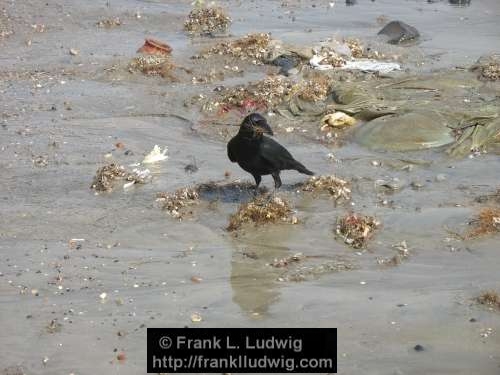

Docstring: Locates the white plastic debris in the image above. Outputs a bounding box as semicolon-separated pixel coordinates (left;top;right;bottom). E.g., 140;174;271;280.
142;145;168;164
309;55;334;70
123;168;151;189
341;59;401;74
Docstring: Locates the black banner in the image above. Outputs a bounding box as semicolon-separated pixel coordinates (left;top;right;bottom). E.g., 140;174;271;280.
147;328;337;373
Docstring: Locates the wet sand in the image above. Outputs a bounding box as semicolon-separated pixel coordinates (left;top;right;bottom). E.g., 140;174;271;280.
1;0;500;374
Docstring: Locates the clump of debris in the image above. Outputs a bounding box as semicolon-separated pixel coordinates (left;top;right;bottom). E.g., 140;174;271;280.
292;74;335;102
156;188;200;219
345;38;364;58
96;17;121;28
203;33;271;63
320;111;357;130
277;259;356;282
227;196;296;231
184;4;231;35
269;253;306;268
204;76;292;112
313;47;346;68
301;175;351;202
0;9;13;38
471;55;500;81
476;290;500;311
467;207;500;238
336;213;380;248
128;55;176;79
91;163;151;192
91;164;126;191
377;240;410;266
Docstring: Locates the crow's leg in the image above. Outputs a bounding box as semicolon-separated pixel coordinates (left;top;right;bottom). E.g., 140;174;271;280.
252;174;262;197
271;172;282;199
271;172;282;189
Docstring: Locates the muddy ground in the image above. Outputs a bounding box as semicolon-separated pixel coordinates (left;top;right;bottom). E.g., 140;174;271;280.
0;0;499;374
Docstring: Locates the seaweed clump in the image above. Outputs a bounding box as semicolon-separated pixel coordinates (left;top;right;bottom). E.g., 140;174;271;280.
204;76;292;112
156;188;200;219
467;207;500;238
184;5;231;35
204;33;271;63
302;175;351;202
227;196;296;231
91;163;150;192
336;213;380;248
476;291;500;311
91;164;126;192
128;55;176;79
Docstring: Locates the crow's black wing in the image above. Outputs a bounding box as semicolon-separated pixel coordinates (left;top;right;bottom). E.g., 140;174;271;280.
259;136;296;170
260;136;314;175
227;137;238;162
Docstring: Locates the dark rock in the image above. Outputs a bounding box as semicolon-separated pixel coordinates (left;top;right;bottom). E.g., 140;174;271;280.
413;344;425;352
449;0;471;6
271;54;300;76
378;21;420;44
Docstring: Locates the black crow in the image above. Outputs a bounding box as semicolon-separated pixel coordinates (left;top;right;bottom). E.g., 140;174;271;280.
227;113;314;191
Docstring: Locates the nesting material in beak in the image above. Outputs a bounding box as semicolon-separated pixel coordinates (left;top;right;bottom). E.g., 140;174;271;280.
254;121;274;136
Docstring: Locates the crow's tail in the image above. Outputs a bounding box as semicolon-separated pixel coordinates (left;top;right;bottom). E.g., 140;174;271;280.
292;160;314;176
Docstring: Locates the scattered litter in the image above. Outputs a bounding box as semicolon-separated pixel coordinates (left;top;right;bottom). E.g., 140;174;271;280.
292;74;334;102
99;292;107;300
137;38;172;55
321;112;356;130
309;48;345;70
117;352;126;362
341;59;401;74
190;276;203;283
91;163;151;192
46;319;62;334
184;5;231;35
269;253;305;268
301;175;351;201
476;291;500;311
227;196;295;231
336;213;380;248
96;17;121;28
128;55;176;79
204;76;292;112
124;168;151;189
467;207;500;238
377;240;410;266
91;164;126;191
345;39;364;58
277;259;356;282
191;313;202;322
471;54;500;81
69;48;79;56
156;187;200;219
33;155;48;167
204;33;271;63
142;145;168;164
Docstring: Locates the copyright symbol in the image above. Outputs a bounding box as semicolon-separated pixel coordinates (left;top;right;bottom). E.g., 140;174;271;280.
159;336;172;349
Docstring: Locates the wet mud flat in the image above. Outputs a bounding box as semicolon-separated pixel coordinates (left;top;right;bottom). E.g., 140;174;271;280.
1;0;500;374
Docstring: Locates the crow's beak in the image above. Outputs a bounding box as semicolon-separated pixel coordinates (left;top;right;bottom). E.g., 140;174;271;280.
254;120;274;136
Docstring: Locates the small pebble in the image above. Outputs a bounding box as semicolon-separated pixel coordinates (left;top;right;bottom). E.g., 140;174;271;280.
414;344;424;352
